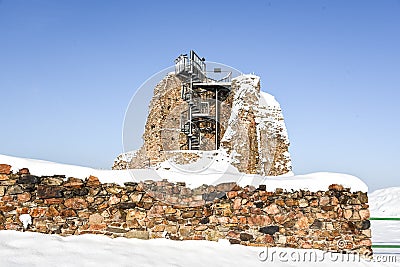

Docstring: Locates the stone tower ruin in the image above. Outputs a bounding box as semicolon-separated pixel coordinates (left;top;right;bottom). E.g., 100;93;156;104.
113;51;292;176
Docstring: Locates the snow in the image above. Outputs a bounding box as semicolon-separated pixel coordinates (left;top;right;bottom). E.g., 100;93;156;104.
260;91;280;108
369;187;400;217
18;214;31;229
0;230;396;267
0;154;368;192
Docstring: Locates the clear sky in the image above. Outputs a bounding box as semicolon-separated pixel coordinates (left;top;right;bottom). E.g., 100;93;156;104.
0;0;399;191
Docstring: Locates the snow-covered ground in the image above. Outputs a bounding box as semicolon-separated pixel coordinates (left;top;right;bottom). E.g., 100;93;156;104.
0;230;397;267
0;154;368;192
0;154;399;266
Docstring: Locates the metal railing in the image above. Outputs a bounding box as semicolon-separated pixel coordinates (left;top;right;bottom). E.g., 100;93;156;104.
205;71;232;83
174;51;206;82
370;217;400;249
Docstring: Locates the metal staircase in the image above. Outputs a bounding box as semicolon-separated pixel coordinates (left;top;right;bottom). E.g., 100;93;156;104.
175;50;232;150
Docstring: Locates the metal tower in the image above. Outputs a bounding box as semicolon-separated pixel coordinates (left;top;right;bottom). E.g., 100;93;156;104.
174;50;232;150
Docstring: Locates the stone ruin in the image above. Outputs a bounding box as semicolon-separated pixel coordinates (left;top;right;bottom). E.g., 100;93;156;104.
113;54;292;177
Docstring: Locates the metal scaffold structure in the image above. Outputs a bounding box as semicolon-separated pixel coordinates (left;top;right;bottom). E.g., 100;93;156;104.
174;50;232;150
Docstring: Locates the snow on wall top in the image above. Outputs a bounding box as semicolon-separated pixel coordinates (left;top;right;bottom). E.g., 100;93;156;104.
0;154;368;192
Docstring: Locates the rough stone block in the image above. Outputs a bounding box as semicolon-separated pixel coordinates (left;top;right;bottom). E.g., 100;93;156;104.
259;226;279;235
0;164;12;175
125;230;149;240
37;186;64;199
6;185;23;195
64;198;88;210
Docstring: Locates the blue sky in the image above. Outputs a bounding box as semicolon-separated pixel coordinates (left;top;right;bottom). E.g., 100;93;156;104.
0;0;399;191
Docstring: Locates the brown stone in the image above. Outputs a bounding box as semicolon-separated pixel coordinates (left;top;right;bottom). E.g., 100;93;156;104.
275;199;285;206
60;209;77;217
258;234;275;244
165;225;178;234
247;215;272;226
42;177;64;186
129;193;143;203
182;211;195;219
88;223;107;231
98;202;108;211
217;217;229;224
0;174;9;181
86;175;101;187
89;213;104;224
321;205;333;211
329;184;344;191
238;216;246;224
152;224;166;232
0;205;14;212
30;207;47;217
310;198;319;207
298;199;309;208
301;241;313;249
44;198;64;205
46;206;60;217
64;198;88;210
108;195;121;205
263;204;280;215
2;195;13;201
285;198;298;206
17;192;31;202
5;224;20;230
105;186;122;194
148;205;164;217
194;225;207;231
350;211;361;221
0;164;12;175
215;203;230;209
64;177;84;188
0;186;5;197
16;207;29;214
165;207;176;214
37;186;64;199
295;216;309;229
273;214;287;224
126;218;141;228
227;191;238;199
361;229;371;238
126;209;146;221
359;209;370;220
86;196;95;203
343;209;352;220
179;226;192;237
319;196;330;206
331;196;339;206
233;198;242;210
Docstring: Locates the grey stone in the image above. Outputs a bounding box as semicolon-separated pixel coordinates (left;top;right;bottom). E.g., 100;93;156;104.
125;230;149;240
239;233;253;241
259;226;279;235
7;185;23;195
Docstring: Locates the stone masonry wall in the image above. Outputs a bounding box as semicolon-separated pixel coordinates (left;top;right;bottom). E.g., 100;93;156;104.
0;164;371;256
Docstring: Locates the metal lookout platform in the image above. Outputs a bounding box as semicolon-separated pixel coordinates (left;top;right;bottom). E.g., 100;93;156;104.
174;50;232;150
